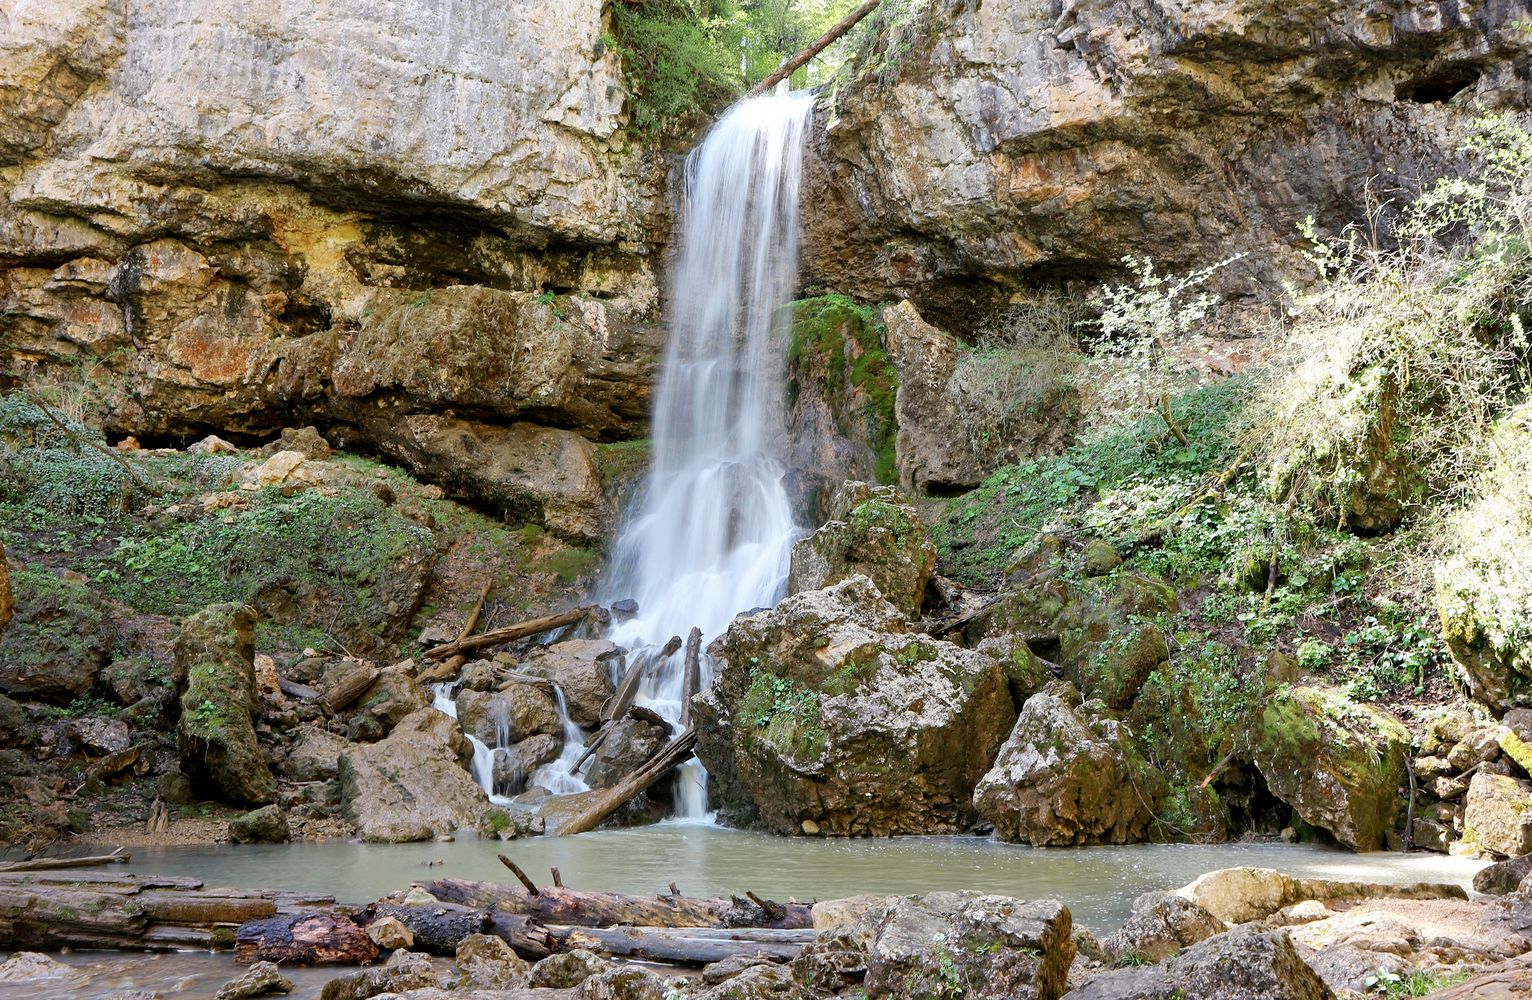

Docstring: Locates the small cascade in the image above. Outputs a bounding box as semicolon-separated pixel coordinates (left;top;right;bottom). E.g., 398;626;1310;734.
431;681;506;805
600;92;816;819
530;686;591;797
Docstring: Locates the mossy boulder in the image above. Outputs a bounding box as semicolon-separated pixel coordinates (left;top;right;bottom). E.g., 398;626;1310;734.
695;576;1016;836
229;804;291;844
1251;684;1408;851
1463;771;1532;859
174;603;276;805
787;481;937;618
1436;413;1532;714
0;568;113;703
973;681;1164;846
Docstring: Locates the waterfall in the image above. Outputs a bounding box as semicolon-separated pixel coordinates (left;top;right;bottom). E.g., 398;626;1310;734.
601;92;815;818
431;682;507;804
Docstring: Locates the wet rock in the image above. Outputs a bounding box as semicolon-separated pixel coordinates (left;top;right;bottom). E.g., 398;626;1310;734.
786;481;937;617
67;716;131;755
585;714;668;790
229;804;291;844
519;640;617;728
174;603;276;804
454;933;528;989
528;948;613;988
863;892;1074;1000
1100;891;1224;964
366;915;414;950
455;685;559;746
0;952;86;985
1062;925;1332;1000
1464;771;1532;858
1173;867;1465;924
573;966;669;1000
1474;852;1532;895
214;960;293;999
1250;684;1409;851
338;707;486;842
696;576;1016;835
492;734;562;795
320;949;437;1000
974;682;1163;846
0;568;113;702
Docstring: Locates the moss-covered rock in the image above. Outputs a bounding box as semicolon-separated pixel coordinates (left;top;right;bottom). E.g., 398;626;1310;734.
1251;684;1408;851
1463;771;1532;859
0;568;113;703
973;681;1165;846
229;804;291;844
786;481;937;618
174;603;276;805
694;576;1015;836
0;540;11;634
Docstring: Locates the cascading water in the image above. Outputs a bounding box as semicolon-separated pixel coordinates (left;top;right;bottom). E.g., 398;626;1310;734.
431;681;505;803
599;91;816;818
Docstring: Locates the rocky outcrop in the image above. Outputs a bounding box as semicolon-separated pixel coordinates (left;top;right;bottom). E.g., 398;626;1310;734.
786;481;937;617
173;603;276;805
1061;925;1334;1000
1099;891;1224;965
1;0;664;541
695;576;1016;835
1173;867;1465;925
973;682;1163;846
0;568;113;702
337;707;486;842
804;0;1532;322
1251;685;1409;851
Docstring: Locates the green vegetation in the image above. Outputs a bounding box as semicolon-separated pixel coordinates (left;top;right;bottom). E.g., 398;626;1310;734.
1363;967;1470;997
788;294;899;482
739;668;828;759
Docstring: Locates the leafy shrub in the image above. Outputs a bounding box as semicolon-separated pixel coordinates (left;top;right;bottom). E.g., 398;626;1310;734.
610;0;743;140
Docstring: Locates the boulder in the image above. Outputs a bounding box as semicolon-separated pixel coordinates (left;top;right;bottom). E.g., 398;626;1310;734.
0;568;113;702
1464;771;1532;858
338;707;486;842
1474;853;1532;895
455;684;560;746
320;949;437;1000
572;966;669;1000
528;949;613;988
585;714;668;790
0;693;30;749
1100;891;1224;964
1250;685;1409;851
280;725;351;782
1174;867;1465;924
1448;727;1505;771
862;892;1075;1000
695;576;1016;835
519;640;617;728
67;716;131;756
492;734;563;795
349;661;429;737
174;603;276;804
366;915;414;950
695;963;796;999
1061;925;1333;1000
229;804;291;844
258;427;333;460
786;481;938;617
973;682;1163;846
0;952;85;985
214;961;293;1000
454;933;529;989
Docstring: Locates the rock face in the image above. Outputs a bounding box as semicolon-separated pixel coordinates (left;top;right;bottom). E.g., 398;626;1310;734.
174;603;276;804
0;569;113;702
803;0;1532;322
1;0;663;541
973;682;1163;846
1464;771;1532;858
519;640;617;728
1061;925;1334;1000
786;481;937;617
337;707;486;842
695;576;1016;835
862;893;1075;1000
1251;685;1409;851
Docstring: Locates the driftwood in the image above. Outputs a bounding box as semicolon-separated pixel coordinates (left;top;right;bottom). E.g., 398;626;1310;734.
418;580;494;685
424;606;596;660
321;663;381;713
420;875;812;930
550;924;811;965
551;728;698;836
364;901;556;959
680;626;702;725
745;0;883;97
278;675;321;700
234;909;378;965
0;871;336;954
0;848;129;873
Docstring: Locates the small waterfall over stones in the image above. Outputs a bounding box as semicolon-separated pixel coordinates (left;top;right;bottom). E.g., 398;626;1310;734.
601;92;816;819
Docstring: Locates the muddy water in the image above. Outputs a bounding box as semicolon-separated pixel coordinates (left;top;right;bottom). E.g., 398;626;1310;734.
4;827;1483;999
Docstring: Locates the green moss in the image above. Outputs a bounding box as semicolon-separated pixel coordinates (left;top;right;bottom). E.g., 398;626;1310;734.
537;547;598;583
740;670;827;760
592;439;651;502
789;295;899;484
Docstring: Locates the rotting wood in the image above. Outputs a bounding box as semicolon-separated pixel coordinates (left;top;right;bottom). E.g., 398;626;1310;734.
548;923;810;964
418;579;494;685
321;663;381;713
551;867;564;889
550;728;698;836
680;626;702;726
234;909;378;965
278;675;321;700
423;606;596;660
421;874;812;930
364;901;555;959
498;854;541;895
0;848;129;873
745;0;882;97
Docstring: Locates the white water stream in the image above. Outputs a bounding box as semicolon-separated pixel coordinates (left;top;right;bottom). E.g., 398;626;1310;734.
600;92;816;817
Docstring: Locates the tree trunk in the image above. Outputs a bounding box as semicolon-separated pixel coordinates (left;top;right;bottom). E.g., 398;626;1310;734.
419;877;812;930
423;606;595;660
321;664;380;713
548;728;697;836
418;580;494;684
234;909;379;965
745;0;883;97
680;626;702;726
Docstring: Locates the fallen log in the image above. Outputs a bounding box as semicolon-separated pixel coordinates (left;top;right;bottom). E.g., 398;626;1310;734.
278;675;321;700
321;663;381;713
680;626;702;726
745;0;882;97
418;580;494;685
419;876;812;930
234;909;378;965
365;902;555;960
0;848;129;872
550;728;698;836
550;924;810;965
424;606;596;660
